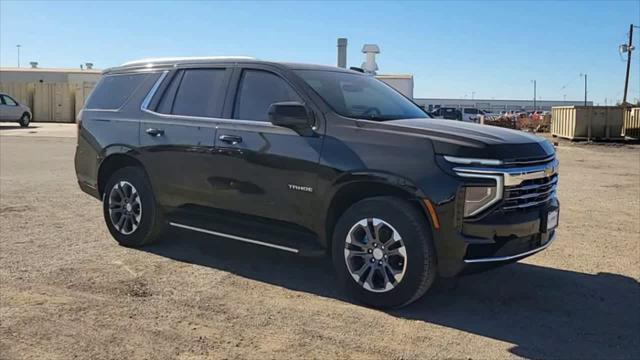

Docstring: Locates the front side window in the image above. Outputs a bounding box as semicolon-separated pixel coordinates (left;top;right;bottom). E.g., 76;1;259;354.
295;70;428;121
171;69;226;118
86;73;150;110
3;95;17;106
233;70;301;121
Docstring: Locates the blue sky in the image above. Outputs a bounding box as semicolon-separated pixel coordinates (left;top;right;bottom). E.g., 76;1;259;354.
1;0;639;104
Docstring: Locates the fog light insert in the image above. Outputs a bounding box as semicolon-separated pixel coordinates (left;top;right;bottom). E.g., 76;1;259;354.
464;186;498;217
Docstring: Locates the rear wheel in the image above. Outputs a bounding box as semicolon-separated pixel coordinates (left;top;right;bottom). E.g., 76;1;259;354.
102;166;165;247
19;113;30;127
332;196;437;308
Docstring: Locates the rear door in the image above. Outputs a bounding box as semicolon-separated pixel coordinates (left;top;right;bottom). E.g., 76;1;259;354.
139;66;232;209
212;66;324;227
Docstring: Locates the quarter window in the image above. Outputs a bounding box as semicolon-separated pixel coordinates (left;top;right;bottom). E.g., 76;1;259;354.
233;70;301;121
171;69;226;118
86;73;149;110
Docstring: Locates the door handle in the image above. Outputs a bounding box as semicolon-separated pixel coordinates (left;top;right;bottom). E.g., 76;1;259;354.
219;134;243;145
146;128;165;137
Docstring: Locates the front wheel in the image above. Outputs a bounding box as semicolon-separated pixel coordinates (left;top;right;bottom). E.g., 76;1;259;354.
332;197;437;308
19;113;30;127
102;166;165;247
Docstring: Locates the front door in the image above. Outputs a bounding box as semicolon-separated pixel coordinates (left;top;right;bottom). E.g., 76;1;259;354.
138;67;231;209
213;67;324;229
0;95;22;120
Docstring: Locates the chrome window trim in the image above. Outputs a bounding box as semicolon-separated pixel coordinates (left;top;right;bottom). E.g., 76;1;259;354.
140;70;280;128
464;232;555;263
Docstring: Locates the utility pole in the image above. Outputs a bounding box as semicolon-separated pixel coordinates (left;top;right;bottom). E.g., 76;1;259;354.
531;80;537;111
16;44;21;68
580;73;588;106
622;24;635;104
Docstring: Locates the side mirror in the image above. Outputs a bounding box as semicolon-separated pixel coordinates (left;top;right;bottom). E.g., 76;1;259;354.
268;101;315;136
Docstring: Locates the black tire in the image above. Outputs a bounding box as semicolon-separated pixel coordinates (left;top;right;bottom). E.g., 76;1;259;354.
19;113;30;127
332;196;437;308
102;166;165;247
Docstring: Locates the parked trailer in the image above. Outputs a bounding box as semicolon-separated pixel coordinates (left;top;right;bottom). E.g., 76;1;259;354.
551;106;625;140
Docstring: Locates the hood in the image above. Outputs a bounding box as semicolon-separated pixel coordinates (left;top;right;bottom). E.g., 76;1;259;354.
382;118;555;161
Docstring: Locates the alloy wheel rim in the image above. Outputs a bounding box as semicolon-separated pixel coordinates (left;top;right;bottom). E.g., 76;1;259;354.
344;218;407;293
108;181;142;235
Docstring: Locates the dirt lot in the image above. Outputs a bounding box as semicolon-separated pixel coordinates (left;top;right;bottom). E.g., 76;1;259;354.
1;123;639;359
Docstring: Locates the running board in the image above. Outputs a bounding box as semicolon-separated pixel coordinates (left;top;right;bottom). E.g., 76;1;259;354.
169;222;299;254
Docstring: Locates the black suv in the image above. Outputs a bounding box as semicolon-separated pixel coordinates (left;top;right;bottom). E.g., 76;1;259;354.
75;57;559;308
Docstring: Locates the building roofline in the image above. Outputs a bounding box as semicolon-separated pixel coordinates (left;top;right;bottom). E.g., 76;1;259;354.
413;97;592;103
0;67;101;74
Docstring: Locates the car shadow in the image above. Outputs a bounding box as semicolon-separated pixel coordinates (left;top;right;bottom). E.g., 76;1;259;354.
141;229;640;359
0;125;40;130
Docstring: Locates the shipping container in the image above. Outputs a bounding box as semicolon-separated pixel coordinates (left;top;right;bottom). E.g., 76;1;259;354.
622;107;640;139
551;106;625;140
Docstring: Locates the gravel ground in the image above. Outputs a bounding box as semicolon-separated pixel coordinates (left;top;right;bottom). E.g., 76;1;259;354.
1;124;639;359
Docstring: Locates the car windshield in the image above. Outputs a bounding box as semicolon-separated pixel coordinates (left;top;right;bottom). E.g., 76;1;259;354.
294;70;429;121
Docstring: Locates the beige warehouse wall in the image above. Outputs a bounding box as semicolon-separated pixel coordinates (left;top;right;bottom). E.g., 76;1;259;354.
0;81;97;123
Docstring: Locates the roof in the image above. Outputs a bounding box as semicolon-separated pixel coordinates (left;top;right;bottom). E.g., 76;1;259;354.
107;56;355;74
0;67;101;74
120;56;256;67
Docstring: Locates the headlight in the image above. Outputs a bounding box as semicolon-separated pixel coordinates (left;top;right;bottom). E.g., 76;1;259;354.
464;186;499;217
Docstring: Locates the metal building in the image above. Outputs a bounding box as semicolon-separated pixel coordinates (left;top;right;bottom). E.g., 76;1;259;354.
414;97;592;113
0;65;101;122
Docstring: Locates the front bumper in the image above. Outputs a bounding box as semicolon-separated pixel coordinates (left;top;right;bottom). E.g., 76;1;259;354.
431;155;560;277
435;197;559;276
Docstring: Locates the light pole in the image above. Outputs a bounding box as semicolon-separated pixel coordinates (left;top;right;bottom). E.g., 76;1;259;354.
580;73;588;106
471;91;475;100
563;94;567;105
531;80;537;111
16;44;21;68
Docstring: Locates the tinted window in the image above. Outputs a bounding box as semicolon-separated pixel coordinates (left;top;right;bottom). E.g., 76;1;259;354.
234;70;301;121
295;70;428;121
172;69;226;118
156;71;183;114
86;73;149;109
464;108;477;114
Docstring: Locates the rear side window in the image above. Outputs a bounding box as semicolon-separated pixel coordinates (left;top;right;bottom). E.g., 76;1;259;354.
171;69;226;118
233;70;301;122
86;73;148;110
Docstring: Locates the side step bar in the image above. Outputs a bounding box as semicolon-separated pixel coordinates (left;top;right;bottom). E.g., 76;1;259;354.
169;222;300;253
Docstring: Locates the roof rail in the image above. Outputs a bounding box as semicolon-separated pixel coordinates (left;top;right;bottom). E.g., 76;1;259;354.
120;56;257;67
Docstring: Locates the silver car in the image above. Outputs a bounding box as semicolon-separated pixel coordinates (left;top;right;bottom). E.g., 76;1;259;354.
0;92;32;127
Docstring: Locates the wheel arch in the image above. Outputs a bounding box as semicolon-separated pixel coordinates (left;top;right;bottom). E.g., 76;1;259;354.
323;172;435;252
97;151;147;197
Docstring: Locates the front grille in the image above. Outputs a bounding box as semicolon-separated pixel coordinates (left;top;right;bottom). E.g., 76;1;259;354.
502;174;557;211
